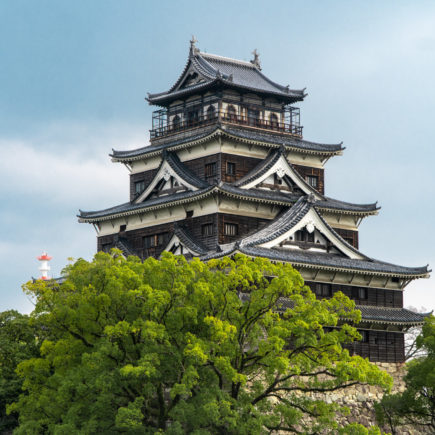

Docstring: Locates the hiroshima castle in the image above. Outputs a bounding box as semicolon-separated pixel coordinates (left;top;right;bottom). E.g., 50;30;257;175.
79;39;429;364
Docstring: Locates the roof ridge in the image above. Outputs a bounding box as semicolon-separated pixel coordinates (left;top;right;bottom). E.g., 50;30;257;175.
200;52;255;68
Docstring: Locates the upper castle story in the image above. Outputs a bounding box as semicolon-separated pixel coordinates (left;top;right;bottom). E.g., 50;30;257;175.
147;38;306;142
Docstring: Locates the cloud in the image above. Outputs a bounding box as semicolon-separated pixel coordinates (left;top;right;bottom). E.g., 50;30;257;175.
0;121;147;208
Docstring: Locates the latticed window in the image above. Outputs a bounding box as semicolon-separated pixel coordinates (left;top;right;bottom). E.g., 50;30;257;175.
360;330;369;343
358;288;368;300
135;181;145;195
270;113;279;129
202;223;214;236
205;162;217;178
306;175;318;188
226;105;237;122
206;105;216;120
172;115;181;130
226;162;236;176
314;283;332;297
224;223;238;236
144;233;167;249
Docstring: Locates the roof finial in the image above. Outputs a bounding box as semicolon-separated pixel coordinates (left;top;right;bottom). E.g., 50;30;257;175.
190;35;199;55
250;49;261;70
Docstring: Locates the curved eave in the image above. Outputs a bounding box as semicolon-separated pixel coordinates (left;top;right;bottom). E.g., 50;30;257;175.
228;249;430;279
147;80;220;106
111;128;345;163
147;79;305;108
219;186;379;217
357;319;425;327
78;187;217;223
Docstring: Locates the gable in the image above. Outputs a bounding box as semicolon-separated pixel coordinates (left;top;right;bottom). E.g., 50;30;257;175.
240;153;323;199
135;159;201;204
257;207;365;260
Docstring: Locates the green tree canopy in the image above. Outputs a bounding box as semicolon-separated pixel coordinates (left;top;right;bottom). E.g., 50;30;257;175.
375;314;435;434
0;310;40;432
9;251;391;434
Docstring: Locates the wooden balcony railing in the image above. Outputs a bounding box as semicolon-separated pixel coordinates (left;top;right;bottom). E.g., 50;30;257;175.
150;111;303;140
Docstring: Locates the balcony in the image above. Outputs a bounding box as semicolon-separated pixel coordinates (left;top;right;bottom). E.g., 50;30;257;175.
150;105;303;140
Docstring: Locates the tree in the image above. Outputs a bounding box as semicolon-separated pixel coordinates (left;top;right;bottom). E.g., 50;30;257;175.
9;251;391;434
0;310;40;432
375;315;435;434
404;306;429;361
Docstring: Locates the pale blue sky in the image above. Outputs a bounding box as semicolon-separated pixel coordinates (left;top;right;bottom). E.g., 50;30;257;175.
1;0;434;313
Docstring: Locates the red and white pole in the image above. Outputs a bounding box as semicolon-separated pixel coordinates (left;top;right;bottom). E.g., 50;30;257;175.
37;252;52;280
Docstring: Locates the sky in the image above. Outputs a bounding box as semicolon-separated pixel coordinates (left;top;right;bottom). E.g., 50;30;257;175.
0;0;434;313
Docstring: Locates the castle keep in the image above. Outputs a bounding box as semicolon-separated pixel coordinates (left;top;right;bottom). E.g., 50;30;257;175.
79;40;429;363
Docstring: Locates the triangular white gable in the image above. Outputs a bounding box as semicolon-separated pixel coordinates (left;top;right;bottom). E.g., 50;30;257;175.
176;64;207;91
135;159;199;204
258;207;364;260
240;154;322;199
162;234;202;257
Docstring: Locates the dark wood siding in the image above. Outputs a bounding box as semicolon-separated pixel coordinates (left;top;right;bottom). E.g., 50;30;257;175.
221;154;262;183
305;282;403;308
130;169;159;201
293;164;324;195
218;213;270;244
333;228;359;249
346;330;405;363
183;154;221;184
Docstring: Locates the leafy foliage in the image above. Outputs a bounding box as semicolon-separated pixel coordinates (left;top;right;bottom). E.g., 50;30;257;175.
9;251;391;434
0;310;40;432
376;315;435;434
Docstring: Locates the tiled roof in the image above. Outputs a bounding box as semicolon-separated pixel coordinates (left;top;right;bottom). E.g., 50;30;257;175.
239;293;429;325
233;146;286;187
356;306;430;325
173;224;208;256
78;186;215;221
147;48;305;105
78;184;378;223
235;246;429;277
220;184;379;215
111;125;344;162
165;151;209;189
222;125;344;154
240;196;311;247
115;238;137;257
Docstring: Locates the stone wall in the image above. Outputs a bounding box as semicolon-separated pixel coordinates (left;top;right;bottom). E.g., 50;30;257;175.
329;363;428;434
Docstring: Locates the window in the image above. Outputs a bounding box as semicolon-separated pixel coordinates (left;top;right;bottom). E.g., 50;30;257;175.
205;162;217;178
360;330;369;343
358;288;368;300
206;105;216;120
135;181;145;195
226;162;236;176
202;223;214;236
248;108;260;126
295;228;314;243
314;283;332;298
186;210;194;219
119;224;126;233
187;109;199;126
144;233;167;249
270;113;279;129
224;223;238;236
306;175;318;188
226;105;237;122
172;114;181;130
